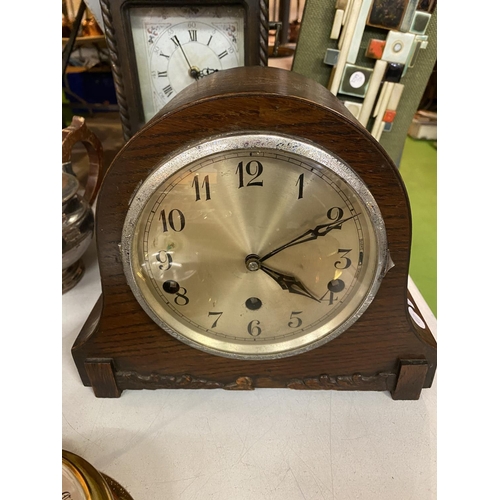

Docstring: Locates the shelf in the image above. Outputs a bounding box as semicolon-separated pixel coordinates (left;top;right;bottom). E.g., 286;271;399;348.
65;65;111;74
62;35;107;48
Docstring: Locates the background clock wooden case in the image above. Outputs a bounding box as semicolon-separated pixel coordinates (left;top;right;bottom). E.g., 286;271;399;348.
72;66;436;400
100;0;269;140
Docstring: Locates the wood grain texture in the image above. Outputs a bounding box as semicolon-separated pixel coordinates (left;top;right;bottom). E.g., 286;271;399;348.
72;66;436;398
392;359;429;400
85;360;122;398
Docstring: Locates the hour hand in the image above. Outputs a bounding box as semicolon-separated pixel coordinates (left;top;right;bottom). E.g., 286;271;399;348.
260;264;320;302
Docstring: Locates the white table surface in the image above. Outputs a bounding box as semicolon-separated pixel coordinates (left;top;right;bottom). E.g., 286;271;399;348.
62;239;437;500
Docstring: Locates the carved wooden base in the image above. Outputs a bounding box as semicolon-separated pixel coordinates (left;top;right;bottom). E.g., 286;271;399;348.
77;327;432;401
72;288;436;400
78;361;429;400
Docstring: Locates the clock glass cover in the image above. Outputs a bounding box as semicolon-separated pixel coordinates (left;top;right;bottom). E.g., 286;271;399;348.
122;133;388;359
130;6;245;122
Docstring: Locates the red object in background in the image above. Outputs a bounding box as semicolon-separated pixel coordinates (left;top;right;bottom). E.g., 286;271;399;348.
383;110;397;123
366;39;386;59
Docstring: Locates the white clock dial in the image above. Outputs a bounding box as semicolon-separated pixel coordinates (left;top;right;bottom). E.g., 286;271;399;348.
130;7;245;123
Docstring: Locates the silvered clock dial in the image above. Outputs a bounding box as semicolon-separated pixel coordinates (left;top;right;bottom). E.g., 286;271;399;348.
121;133;389;359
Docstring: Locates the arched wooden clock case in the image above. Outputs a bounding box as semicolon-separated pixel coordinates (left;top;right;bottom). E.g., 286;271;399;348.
72;66;436;399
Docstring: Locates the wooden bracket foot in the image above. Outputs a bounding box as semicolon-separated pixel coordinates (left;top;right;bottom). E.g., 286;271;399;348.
391;359;429;400
84;359;122;398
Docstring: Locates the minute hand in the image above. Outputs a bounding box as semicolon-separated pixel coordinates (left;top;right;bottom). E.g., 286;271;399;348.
260;213;359;263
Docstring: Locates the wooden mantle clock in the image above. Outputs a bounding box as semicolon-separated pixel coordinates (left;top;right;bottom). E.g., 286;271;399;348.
72;66;437;400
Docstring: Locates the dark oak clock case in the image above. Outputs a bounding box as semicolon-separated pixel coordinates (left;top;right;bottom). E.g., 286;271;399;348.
72;67;437;399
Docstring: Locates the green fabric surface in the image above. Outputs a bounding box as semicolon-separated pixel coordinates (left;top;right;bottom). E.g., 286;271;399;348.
399;137;437;316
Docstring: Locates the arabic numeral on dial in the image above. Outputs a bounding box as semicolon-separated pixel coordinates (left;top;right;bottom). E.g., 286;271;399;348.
288;311;303;328
321;279;345;305
334;249;352;270
156;250;173;270
296;173;305;199
327;206;344;223
159;208;186;232
174;287;189;306
208;311;223;328
236;160;264;188
247;320;262;337
192;175;211;201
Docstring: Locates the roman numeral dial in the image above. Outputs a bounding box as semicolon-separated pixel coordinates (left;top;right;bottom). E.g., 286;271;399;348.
138;17;244;122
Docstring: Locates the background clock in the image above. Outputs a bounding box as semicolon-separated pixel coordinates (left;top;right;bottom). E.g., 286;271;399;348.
100;0;269;140
72;66;436;400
